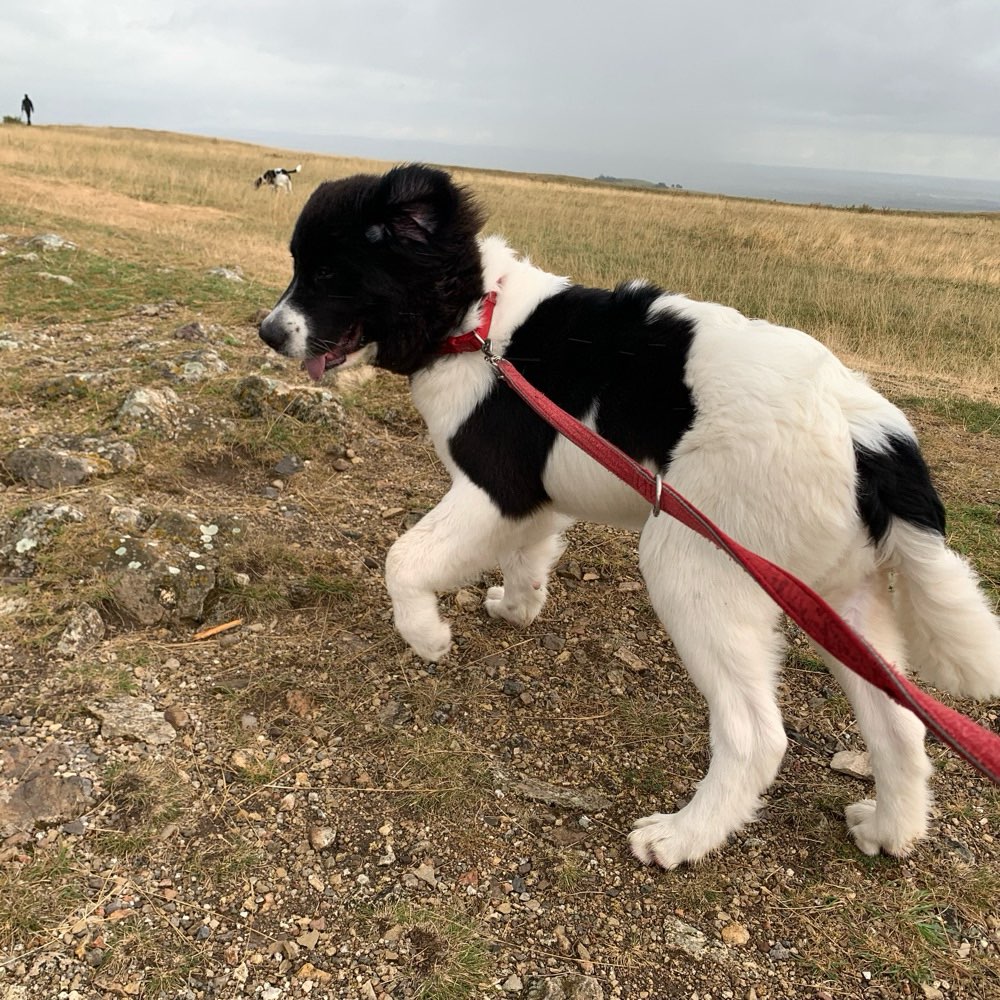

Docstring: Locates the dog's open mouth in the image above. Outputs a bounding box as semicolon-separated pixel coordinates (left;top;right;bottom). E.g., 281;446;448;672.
302;326;363;381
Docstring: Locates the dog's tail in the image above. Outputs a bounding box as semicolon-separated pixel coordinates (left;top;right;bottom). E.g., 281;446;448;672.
286;164;302;174
883;520;1000;699
857;431;1000;698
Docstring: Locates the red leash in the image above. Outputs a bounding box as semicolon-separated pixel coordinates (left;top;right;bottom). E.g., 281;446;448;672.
438;298;1000;784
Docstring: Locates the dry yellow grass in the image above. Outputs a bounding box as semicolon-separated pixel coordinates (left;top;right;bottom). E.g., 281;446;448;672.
2;124;999;394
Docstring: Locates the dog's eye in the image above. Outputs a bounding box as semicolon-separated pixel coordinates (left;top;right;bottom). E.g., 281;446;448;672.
314;268;334;283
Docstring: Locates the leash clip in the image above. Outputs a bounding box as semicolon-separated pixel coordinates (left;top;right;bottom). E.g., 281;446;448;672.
652;474;663;517
478;336;505;377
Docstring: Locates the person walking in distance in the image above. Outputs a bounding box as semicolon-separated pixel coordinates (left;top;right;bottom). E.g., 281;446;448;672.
21;94;34;125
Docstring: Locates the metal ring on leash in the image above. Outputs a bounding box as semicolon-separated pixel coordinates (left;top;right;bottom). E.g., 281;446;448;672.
652;474;663;517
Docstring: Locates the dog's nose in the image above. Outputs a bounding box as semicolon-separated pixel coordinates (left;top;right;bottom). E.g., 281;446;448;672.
258;311;287;351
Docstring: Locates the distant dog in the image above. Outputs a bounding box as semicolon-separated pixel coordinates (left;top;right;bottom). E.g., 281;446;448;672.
254;164;302;193
259;164;1000;869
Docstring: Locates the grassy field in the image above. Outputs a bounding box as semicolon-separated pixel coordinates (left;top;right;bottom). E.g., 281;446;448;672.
2;124;999;393
1;124;999;998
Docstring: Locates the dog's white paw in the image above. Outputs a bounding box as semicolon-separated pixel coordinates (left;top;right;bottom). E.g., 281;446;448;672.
628;812;717;870
845;798;923;857
484;585;545;626
397;617;452;663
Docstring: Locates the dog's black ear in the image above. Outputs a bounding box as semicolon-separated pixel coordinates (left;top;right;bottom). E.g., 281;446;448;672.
373;164;459;244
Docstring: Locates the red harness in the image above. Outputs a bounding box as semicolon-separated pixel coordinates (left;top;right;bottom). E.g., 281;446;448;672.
439;293;1000;785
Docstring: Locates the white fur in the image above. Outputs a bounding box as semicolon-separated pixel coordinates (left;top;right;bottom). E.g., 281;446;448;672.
380;237;1000;867
264;291;310;359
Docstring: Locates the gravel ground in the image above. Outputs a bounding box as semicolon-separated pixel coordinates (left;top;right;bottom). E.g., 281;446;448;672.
1;288;999;1000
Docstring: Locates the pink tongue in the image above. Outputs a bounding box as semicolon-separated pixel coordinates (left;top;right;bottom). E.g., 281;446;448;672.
304;355;329;381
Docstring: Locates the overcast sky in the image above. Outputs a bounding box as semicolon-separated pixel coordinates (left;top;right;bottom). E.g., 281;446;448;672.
4;0;1000;184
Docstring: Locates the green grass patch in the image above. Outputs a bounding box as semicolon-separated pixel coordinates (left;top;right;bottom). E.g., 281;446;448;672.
372;904;493;1000
898;394;1000;436
0;245;268;325
947;502;1000;595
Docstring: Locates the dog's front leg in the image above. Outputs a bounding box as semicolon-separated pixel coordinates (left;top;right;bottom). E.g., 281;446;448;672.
385;478;511;661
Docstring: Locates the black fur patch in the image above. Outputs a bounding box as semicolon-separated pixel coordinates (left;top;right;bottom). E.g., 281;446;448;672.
449;284;697;519
854;434;946;544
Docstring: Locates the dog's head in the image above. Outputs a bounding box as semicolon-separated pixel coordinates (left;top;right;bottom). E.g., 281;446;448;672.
258;164;486;378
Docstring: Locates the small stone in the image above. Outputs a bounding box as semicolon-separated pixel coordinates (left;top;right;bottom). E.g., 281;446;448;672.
721;922;750;947
273;454;305;477
613;647;648;673
769;942;793;961
90;696;176;745
454;588;479;609
831;750;873;780
297;929;320;950
413;861;437;887
163;705;190;730
173;321;207;341
308;826;336;851
503;974;523;992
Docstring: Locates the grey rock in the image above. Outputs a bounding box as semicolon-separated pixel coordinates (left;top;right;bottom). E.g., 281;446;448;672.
25;233;77;251
90;696;177;745
114;386;183;437
0;502;85;577
0;740;95;838
661;915;716;960
115;388;228;440
36;372;110;400
109;505;148;532
173;321;208;341
157;349;229;383
3;447;100;488
497;769;612;813
207;266;244;282
36;272;74;286
831;749;873;780
54;604;106;658
273;454;305;477
525;975;605;1000
42;434;138;472
234;375;344;429
105;509;244;625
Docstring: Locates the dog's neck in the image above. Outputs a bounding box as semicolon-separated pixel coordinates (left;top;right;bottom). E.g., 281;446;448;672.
450;235;569;359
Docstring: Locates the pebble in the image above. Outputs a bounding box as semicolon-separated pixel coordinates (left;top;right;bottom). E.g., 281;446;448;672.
308;826;336;851
721;922;750;947
831;749;873;779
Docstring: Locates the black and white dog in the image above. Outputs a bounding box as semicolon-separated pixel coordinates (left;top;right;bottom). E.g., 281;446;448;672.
254;164;302;193
259;164;1000;868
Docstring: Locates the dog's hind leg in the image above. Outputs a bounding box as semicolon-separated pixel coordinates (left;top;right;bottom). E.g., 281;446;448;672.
629;521;789;868
385;477;551;662
816;573;932;857
484;510;572;626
